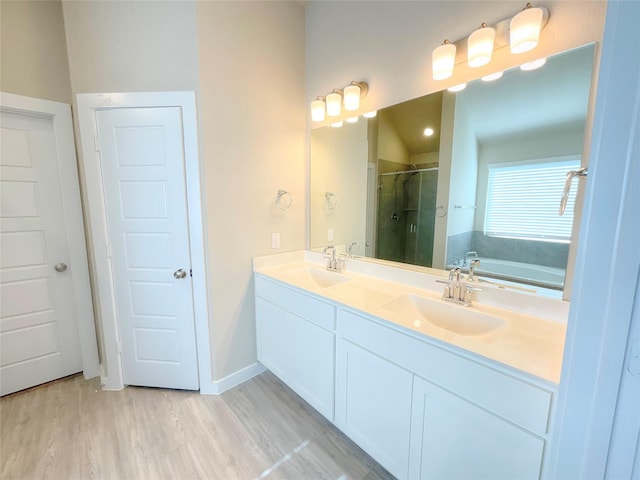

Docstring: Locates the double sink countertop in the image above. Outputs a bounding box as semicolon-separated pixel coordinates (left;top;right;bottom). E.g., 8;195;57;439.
254;250;569;384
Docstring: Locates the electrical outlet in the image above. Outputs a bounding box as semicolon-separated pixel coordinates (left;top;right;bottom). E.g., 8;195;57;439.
271;232;281;249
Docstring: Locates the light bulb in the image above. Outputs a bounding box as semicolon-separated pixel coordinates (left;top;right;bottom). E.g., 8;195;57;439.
510;4;544;54
423;127;435;137
468;24;495;68
432;41;456;80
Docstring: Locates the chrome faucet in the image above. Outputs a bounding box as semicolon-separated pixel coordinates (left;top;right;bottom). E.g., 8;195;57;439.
347;242;359;258
436;267;481;306
468;259;481;282
322;246;343;272
464;251;478;265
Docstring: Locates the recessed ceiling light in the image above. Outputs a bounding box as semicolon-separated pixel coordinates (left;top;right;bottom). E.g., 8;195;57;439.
423;127;435;137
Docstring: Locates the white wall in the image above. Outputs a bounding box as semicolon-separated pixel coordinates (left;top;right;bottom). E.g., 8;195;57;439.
0;0;72;103
310;121;368;249
446;93;478;237
62;1;199;93
196;1;306;380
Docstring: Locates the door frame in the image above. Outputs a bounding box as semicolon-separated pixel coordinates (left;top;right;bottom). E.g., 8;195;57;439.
76;92;212;391
0;91;100;379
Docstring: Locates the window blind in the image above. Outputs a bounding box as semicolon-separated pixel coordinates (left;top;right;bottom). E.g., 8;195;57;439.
484;159;581;242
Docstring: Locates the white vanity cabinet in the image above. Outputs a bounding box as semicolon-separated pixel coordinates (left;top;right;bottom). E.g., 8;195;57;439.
336;308;555;480
255;275;336;420
335;338;414;479
254;268;558;480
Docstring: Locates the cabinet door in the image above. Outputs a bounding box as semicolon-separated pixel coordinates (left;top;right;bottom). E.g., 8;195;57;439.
256;298;293;381
409;376;545;479
293;319;335;419
336;339;413;479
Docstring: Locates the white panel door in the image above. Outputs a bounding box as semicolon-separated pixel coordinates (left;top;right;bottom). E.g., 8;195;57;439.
0;110;82;396
96;107;198;390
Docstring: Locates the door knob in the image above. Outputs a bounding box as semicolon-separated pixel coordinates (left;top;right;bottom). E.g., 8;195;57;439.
173;268;187;279
54;263;68;273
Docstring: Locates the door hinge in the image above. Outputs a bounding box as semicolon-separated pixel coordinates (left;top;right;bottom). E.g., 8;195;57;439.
190;268;193;278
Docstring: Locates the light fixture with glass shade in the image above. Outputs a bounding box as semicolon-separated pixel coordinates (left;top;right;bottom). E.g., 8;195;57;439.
468;23;495;68
363;111;377;118
326;90;342;117
432;40;457;80
310;96;326;122
510;3;545;54
343;81;369;111
330;121;343;128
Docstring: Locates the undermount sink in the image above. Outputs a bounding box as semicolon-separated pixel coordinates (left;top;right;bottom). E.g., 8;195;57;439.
285;266;351;288
382;294;506;336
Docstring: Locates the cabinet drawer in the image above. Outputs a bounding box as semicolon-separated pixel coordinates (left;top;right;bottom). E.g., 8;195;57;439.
255;275;336;331
339;308;553;436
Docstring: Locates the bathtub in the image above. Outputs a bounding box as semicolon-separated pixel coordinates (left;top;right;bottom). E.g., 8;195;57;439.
457;257;566;290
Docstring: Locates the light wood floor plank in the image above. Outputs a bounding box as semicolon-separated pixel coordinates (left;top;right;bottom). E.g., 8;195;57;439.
1;371;394;480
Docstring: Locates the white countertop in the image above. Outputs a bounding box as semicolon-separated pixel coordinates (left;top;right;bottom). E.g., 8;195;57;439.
254;251;568;384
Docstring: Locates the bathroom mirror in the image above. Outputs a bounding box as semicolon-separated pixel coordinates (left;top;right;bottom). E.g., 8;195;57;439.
310;44;596;295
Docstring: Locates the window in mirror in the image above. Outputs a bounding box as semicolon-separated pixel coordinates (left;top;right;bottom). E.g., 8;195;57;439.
484;158;580;241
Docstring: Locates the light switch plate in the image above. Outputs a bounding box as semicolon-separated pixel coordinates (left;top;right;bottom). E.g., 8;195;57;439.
271;232;280;249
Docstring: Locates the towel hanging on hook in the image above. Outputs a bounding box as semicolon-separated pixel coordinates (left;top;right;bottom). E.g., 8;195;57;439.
559;167;587;215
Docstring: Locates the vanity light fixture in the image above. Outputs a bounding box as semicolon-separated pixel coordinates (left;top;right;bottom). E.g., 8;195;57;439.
448;83;467;93
330;120;344;128
482;71;504;81
510;3;545;54
311;80;369;121
363;111;377;118
468;23;495;68
520;57;547;71
326;90;342;117
432;40;457;80
311;96;326;122
345;116;359;123
423;127;435;137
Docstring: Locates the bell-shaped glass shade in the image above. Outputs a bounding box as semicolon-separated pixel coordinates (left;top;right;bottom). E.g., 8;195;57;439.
468;26;495;68
432;42;457;80
510;6;544;54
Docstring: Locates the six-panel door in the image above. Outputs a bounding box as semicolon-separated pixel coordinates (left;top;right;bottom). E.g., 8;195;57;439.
96;107;198;390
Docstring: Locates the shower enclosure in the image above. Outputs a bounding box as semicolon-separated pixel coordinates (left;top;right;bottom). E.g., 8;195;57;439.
376;167;438;267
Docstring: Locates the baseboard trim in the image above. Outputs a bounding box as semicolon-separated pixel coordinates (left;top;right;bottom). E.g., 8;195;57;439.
199;362;266;395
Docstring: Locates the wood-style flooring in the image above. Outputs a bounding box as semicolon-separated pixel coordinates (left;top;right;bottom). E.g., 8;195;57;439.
0;371;394;480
